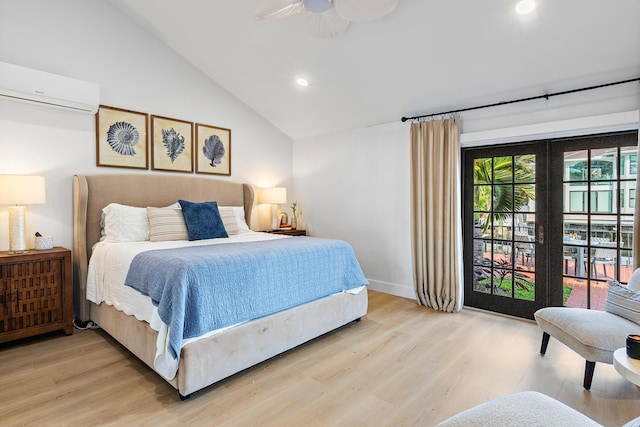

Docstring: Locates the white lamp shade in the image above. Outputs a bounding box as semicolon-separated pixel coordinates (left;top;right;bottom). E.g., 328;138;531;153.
258;187;287;205
0;175;46;205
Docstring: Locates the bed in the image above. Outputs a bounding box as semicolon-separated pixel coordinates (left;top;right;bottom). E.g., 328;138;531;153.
72;174;368;399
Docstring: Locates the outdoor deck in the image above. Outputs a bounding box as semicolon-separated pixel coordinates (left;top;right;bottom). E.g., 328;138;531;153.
564;278;609;310
480;251;633;311
563;258;632;310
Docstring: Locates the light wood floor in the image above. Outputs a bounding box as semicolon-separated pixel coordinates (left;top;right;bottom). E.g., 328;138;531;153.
1;291;639;426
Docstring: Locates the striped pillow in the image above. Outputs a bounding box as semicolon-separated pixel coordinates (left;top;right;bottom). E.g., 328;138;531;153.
147;207;188;241
605;284;640;325
218;206;240;235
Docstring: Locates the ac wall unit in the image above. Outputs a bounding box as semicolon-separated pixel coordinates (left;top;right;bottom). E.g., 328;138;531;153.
0;61;99;114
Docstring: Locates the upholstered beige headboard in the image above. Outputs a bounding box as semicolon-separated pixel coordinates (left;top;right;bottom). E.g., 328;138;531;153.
72;174;254;322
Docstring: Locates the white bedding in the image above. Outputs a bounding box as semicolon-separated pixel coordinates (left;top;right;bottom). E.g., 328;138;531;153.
87;231;287;379
86;231;365;380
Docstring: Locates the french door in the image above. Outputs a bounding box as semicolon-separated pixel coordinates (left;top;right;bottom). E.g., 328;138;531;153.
463;130;638;319
550;132;638;311
463;142;547;319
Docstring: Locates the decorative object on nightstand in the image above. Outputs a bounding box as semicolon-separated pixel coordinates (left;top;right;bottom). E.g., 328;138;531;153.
290;201;302;230
278;212;290;229
258;187;287;231
0;175;46;253
34;232;54;250
0;247;73;343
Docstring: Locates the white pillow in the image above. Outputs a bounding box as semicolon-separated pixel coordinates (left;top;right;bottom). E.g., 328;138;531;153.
232;206;250;232
147;207;188;241
102;203;150;243
219;206;250;233
628;268;640;291
234;207;251;232
623;416;640;427
605;284;640;324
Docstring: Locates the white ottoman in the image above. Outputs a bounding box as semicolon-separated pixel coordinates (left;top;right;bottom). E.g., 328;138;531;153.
436;391;603;427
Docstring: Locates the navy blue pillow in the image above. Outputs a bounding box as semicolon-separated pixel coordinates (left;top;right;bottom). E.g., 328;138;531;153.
178;200;229;241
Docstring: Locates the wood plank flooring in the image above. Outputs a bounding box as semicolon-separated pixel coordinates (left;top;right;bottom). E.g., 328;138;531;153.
1;290;639;426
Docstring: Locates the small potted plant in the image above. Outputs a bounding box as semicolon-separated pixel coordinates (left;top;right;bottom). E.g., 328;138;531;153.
290;201;302;230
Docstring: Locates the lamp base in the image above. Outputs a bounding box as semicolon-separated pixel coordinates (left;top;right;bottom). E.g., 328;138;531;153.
8;205;28;253
271;205;279;231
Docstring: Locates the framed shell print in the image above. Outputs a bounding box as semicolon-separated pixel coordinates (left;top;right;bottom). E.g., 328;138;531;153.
195;123;231;176
151;115;194;173
96;105;148;169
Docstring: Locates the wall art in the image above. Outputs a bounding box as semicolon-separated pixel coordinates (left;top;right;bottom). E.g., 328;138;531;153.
151;115;194;173
195;123;231;176
96;105;148;169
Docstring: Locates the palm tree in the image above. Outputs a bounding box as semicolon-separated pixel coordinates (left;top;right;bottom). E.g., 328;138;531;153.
474;155;536;233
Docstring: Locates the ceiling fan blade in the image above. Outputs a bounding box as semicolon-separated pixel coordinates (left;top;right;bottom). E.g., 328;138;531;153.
304;8;350;38
333;0;398;22
255;0;304;21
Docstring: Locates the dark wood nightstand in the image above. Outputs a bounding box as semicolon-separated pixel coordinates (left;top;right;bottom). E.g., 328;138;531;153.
264;229;306;236
0;247;73;343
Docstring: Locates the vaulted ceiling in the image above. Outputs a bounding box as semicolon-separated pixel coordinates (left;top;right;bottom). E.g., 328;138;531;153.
111;0;640;140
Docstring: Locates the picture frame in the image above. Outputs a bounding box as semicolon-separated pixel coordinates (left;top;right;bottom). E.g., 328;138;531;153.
96;105;148;169
195;123;231;176
151;115;194;173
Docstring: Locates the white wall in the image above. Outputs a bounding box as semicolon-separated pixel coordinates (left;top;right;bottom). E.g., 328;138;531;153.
294;84;640;299
293;121;414;298
0;0;293;251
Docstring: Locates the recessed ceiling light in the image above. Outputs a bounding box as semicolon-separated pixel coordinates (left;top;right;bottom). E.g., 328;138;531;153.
296;77;309;87
515;0;536;15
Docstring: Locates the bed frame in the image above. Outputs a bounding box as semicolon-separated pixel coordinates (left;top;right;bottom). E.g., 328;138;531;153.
72;174;368;399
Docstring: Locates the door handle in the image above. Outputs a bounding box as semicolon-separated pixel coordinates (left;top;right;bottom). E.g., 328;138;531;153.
537;225;544;245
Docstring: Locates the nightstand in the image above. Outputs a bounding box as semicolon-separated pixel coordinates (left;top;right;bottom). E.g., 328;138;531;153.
0;247;73;343
265;229;306;236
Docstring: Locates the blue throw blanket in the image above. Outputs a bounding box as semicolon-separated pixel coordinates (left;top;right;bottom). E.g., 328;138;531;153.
125;237;368;360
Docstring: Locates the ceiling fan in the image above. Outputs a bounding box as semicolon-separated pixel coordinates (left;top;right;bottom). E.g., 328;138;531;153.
255;0;398;38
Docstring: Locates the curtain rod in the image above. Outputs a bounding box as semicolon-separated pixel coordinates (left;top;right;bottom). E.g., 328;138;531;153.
400;77;640;123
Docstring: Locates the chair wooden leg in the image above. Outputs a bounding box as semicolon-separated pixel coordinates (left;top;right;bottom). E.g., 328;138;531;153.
540;332;550;355
584;360;596;390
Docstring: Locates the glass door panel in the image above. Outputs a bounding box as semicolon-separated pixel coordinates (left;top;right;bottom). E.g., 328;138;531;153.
464;144;546;318
551;132;638;310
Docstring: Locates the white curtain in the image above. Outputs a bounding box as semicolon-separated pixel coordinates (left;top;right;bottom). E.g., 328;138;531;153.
410;117;463;312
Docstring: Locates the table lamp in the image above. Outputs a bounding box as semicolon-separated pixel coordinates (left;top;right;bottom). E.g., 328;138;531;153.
0;175;46;253
258;187;286;231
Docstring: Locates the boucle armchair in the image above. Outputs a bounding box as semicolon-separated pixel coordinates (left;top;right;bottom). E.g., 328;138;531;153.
534;281;640;389
436;391;640;427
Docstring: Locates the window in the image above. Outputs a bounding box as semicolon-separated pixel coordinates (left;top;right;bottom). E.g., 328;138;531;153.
570;191;585;212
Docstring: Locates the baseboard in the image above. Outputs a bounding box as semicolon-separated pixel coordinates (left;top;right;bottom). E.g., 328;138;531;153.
367;279;415;300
